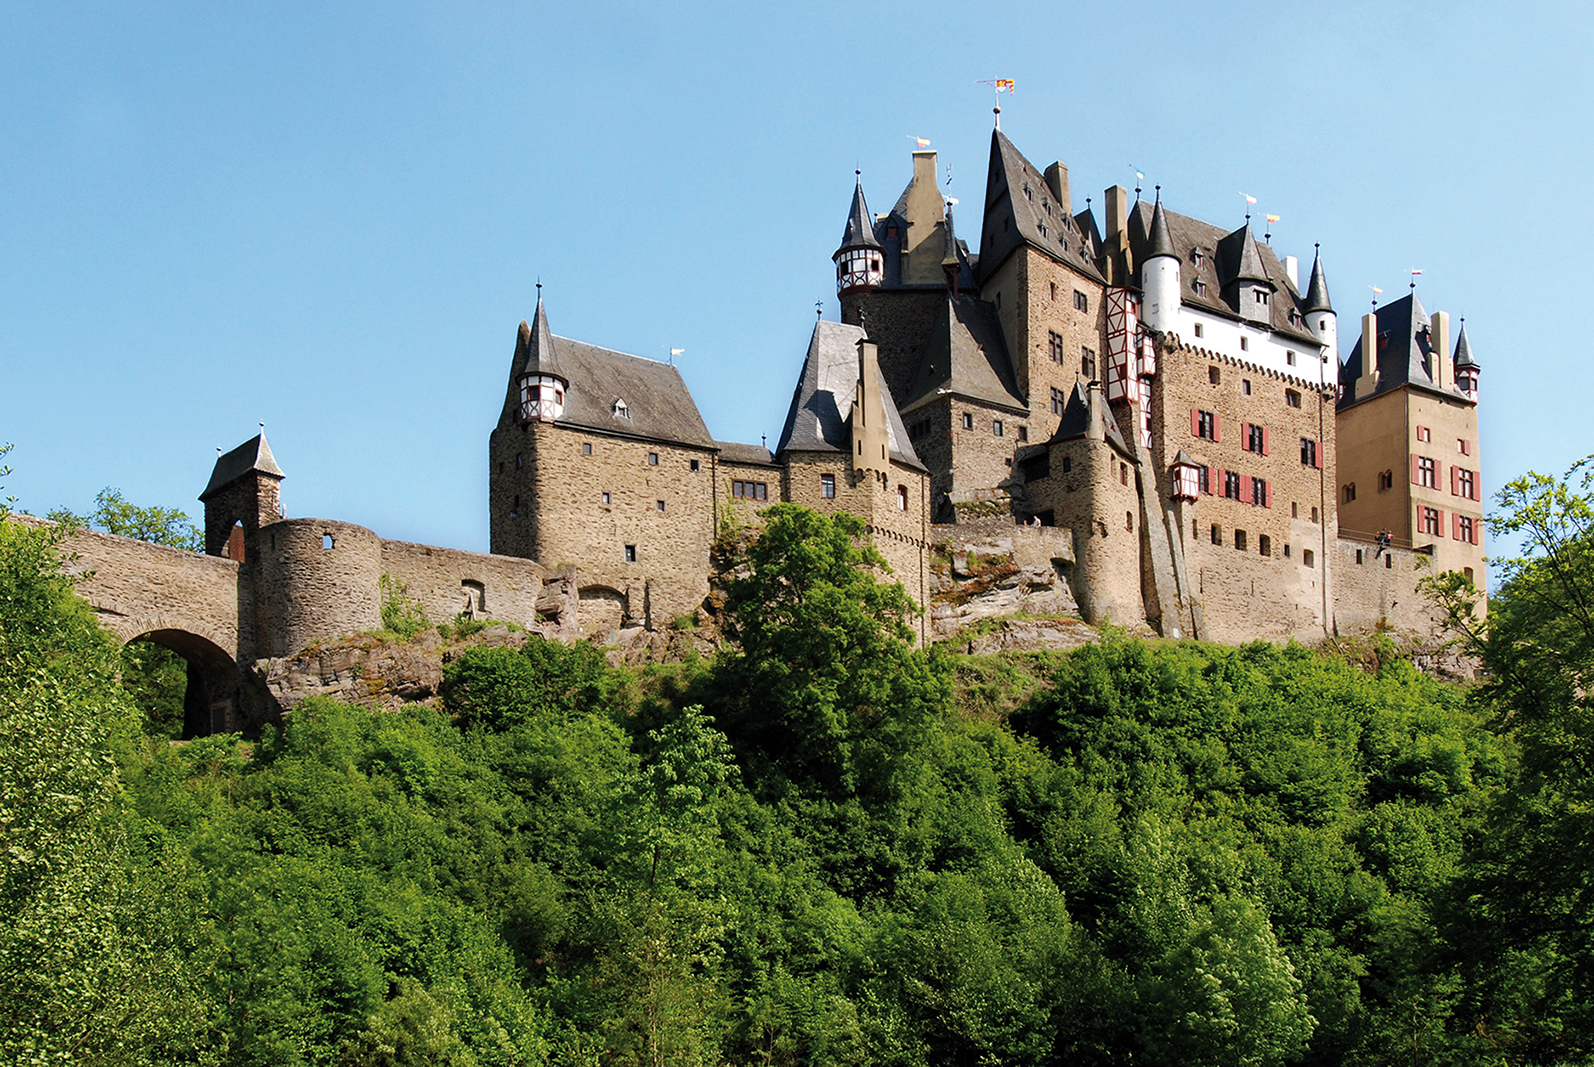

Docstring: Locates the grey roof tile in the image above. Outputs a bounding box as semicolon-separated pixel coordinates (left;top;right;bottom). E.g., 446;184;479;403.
1453;320;1478;368
1047;381;1132;458
715;440;775;465
515;291;568;381
201;434;284;500
1338;293;1473;408
1303;246;1333;313
1145;193;1175;260
548;336;716;447
838;177;882;252
977;129;1105;283
774;320;925;470
900;294;1026;414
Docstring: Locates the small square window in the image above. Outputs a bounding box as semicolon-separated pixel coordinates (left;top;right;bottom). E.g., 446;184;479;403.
1240;337;1249;351
1211;524;1221;545
1259;534;1271;556
1417;426;1431;442
1126;510;1134;531
690;459;701;472
1303;548;1315;567
1062;456;1072;473
1074;290;1089;312
624;544;637;562
898;485;908;510
1017;426;1028;442
1242;379;1252;395
516;452;524;468
1194;322;1205;338
1235;529;1247;551
821;473;835;498
993;419;1004;437
583;442;593;455
1286;350;1296;366
1284;543;1291;558
1458;438;1470;456
648;452;659;466
962;413;974;430
656;499;666;512
1286;389;1302;408
601;491;611;505
1209;366;1221;384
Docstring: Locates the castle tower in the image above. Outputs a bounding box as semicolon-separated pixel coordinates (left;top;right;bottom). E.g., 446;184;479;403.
1302;245;1337;356
834;175;883;298
1221;221;1275;326
199;433;284;560
1140;191;1179;334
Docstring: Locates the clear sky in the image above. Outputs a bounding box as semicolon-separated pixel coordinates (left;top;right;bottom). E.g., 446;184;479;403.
3;1;1589;561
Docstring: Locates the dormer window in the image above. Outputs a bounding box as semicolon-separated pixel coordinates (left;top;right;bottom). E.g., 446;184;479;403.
1192;249;1204;266
613;397;630;419
1024;185;1033;201
1254;291;1270;306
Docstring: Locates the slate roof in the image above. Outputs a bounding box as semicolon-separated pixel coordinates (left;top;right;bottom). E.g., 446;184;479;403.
715;440;776;465
899;294;1027;415
774;320;925;470
837;178;881;253
1338;293;1474;409
515;291;567;381
1453;321;1478;368
1303;247;1333;313
518;335;716;448
1127;199;1320;344
201;434;284;500
1048;381;1133;458
977;129;1105;284
1145;194;1175;260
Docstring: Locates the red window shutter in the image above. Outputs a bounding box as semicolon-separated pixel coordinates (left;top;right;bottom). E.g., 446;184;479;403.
1313;441;1323;470
1264;480;1273;508
1410;454;1420;484
1239;474;1251;501
1191;408;1200;437
1472;519;1481;545
1436;508;1445;533
1452;512;1460;540
1241;422;1252;450
1215;468;1226;493
1262;427;1270;455
1213;414;1221;443
1450;465;1458;496
1473;470;1482;502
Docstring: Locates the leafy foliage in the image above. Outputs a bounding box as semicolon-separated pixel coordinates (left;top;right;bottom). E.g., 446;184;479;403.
49;486;204;551
379;574;431;640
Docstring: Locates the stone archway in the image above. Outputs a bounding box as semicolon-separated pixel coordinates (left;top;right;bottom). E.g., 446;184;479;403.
576;585;629;639
125;629;240;737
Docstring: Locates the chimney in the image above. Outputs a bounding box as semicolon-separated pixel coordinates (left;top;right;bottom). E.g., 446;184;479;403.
1284;256;1299;288
852;337;891;475
1086;380;1106;442
903;150;947;285
1104;185;1130;284
1430;310;1451;391
1355;311;1381;398
1044;161;1070;215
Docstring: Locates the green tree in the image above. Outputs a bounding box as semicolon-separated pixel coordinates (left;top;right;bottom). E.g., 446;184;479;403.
50;486;204;551
1428;455;1594;1060
712;504;950;801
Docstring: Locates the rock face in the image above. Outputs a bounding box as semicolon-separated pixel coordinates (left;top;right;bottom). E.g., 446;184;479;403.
930;522;1082;643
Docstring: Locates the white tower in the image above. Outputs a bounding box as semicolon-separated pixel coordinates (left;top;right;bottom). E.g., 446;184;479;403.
1302;244;1337;359
1141;191;1181;334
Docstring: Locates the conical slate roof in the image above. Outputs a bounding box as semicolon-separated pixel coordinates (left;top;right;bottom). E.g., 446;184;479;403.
201;434;284;500
837;177;882;253
1303;246;1332;313
1453;321;1478;368
515;291;567;382
1219;222;1269;285
1145;193;1175;261
1048;381;1132;458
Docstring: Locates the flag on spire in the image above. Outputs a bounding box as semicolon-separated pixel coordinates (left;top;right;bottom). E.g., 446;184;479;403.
1241;192;1257;206
1266;214;1281;224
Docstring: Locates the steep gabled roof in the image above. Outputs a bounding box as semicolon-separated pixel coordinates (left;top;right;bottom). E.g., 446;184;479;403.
1338;293;1474;408
837;177;881;253
1127;199;1319;343
775;320;925;470
899;294;1026;414
201;434;284;500
548;338;716;447
1048;381;1133;458
977;129;1104;283
1217;222;1270;286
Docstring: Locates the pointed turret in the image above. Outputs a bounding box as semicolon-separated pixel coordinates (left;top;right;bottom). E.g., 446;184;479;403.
834;176;884;296
1303;245;1332;313
1141;191;1181;333
511;288;568;423
1219;221;1274;325
1453;319;1479;400
1145;192;1176;262
200;433;286;558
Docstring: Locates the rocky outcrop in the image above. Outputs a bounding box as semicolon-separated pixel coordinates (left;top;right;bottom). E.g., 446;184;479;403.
930;524;1083;644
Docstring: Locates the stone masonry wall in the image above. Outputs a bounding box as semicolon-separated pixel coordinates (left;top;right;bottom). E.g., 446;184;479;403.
529;424;716;631
379;539;548;631
1332;536;1446;636
985;246;1109;414
253;518;383;657
1024;437;1143;626
717;456;780;532
1151;337;1337;642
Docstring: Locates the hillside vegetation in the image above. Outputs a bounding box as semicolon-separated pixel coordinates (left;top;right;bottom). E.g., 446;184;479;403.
5;462;1594;1064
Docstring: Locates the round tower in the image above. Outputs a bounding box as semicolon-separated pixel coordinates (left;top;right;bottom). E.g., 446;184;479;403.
1141;189;1181;334
1302;244;1337;357
834;173;883;296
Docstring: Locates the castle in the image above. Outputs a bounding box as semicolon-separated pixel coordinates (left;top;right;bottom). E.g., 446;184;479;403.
39;119;1485;736
477;120;1485;644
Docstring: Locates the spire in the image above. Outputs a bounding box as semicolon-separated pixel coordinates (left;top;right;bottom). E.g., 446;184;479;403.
1230;222;1268;284
1145;188;1175;261
1303;244;1333;313
942;200;961;269
837;175;881;253
1453;319;1478;368
516;286;567;383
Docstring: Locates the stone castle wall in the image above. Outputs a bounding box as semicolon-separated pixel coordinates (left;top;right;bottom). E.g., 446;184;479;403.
252;519;384;658
1331;536;1446;636
379;538;547;631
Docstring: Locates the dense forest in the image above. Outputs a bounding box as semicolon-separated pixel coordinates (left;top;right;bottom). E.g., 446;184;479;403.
3;443;1593;1066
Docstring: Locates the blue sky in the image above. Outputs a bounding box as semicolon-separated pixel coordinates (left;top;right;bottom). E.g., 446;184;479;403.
3;1;1589;559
